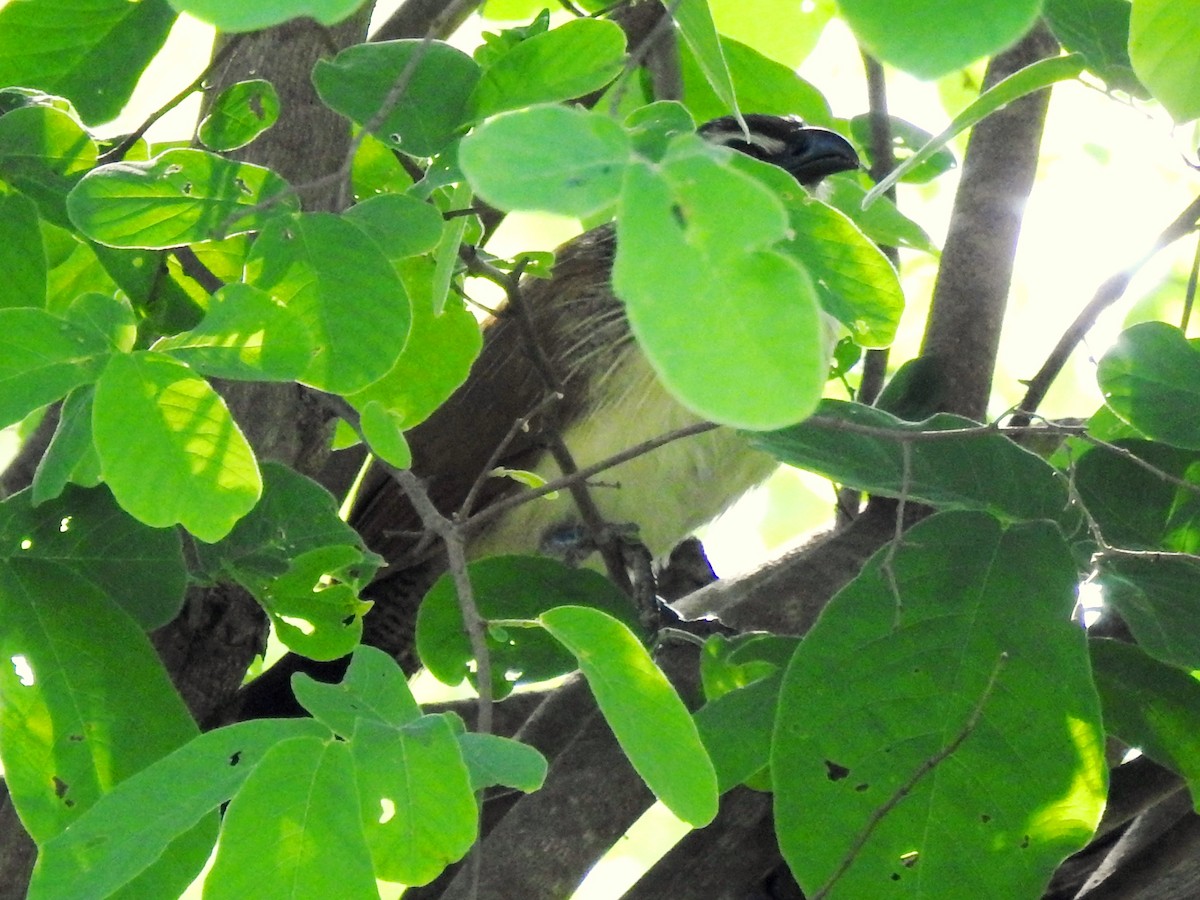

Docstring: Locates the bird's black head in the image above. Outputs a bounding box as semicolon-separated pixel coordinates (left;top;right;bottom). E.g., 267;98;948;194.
698;114;860;189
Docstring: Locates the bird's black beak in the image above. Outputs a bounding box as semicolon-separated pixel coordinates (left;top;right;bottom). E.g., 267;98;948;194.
783;127;861;189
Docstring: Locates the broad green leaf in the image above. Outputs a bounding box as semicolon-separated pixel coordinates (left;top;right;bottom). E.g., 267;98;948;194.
360;400;413;469
458;732;548;793
469;18;626;119
695;670;782;792
28;719;328;900
293;645;422;736
64;290;137;353
313;40;481;157
343;193;444;259
0;193;47;307
624;101;696;161
169;0;368;31
1091;638;1200;795
204;736;377;900
0;306;113;429
418;555;637;698
680;36;832;126
68;148;299;249
0;0;176;125
541;605;719;827
1130;0;1200;122
866;54;1087;205
1045;0;1146;97
197;79;281;152
154;282;316;382
0;484;186;630
839;0;1041;80
31;386;101;503
672;0;740;118
0;558;196;844
710;0;835;68
614;158;825;430
460;105;630;217
92;351;261;542
822;177;939;255
0;105;97;227
245;212;411;393
195;461;379;597
750;399;1071;522
353;715;478;886
774;513;1105;898
263;544;372;661
1101;556;1200;670
1098;322;1200;449
347;261;482;430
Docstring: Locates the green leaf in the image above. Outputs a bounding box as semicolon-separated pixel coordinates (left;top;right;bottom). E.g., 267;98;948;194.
360;399;413;469
0;484;186;630
197;79;281;152
0;105;97;227
1091;638;1200;794
1098;321;1200;449
92;351;262;542
822;177;939;255
0;193;47;307
469;18;626;119
540;605;719;827
31;386;101;502
417;555;637;699
0;558;197;844
168;0;369;32
28;719;329;900
347;261;482;430
695;670;782;792
343;193;445;260
710;0;835;68
292;645;422;736
624;101;697;161
1101;556;1200;671
204;736;378;900
865;54;1087;205
68;148;299;249
245;212;412;394
680;36;832;125
313;40;481;157
458;732;548;793
839;0;1042;80
613;157;825;430
352;715;478;886
1130;0;1200;122
0;306;113;429
774;512;1105;897
849;115;956;184
261;545;372;661
1045;0;1146;97
459;105;631;218
750;399;1071;522
672;0;740;118
0;0;176;125
153;282;316;382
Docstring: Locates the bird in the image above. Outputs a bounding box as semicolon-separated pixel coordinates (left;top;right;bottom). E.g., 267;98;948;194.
231;114;859;718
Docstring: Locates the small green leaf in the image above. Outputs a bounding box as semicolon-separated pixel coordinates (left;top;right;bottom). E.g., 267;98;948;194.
292;645;421;736
469;18;626;119
360;400;413;469
1045;0;1146;97
31;386;101;503
1130;0;1200;122
352;715;478;886
459;105;630;217
1098;322;1200;449
263;545;372;661
313;40;481;157
67;148;300;249
0;193;47;307
1101;556;1200;671
540;605;719;827
750;399;1071;522
343;193;445;259
246;212;412;394
204;736;377;900
169;0;369;32
92;351;262;542
0;105;97;228
458;732;548;793
417;555;637;698
849;115;956;184
695;671;782;792
0;306;112;429
197;79;281;151
154;282;315;382
672;0;740;119
839;0;1042;79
